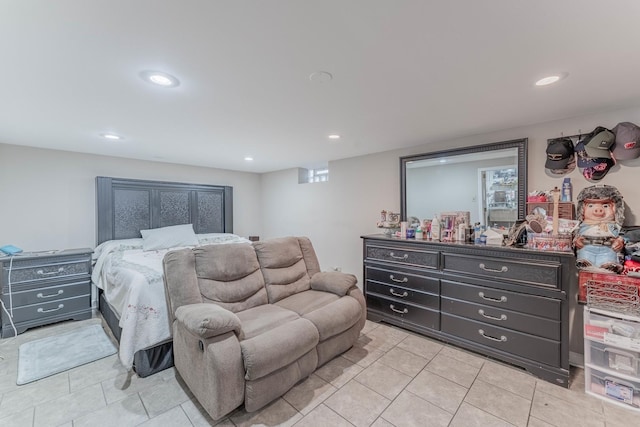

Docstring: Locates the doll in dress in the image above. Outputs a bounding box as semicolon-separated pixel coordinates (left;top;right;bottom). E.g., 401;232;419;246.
573;185;625;273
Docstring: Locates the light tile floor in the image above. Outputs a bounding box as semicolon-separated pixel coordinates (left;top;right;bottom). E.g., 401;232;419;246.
1;316;639;426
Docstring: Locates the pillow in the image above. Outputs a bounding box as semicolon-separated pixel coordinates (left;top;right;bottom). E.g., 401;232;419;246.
140;224;199;251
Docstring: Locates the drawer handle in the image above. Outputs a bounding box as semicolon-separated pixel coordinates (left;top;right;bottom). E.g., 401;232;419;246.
479;263;508;273
37;304;64;313
389;304;408;314
478;329;507;342
478;309;507;321
389;275;408;283
37;290;64;299
478;292;507;303
389;252;409;260
389;288;409;298
36;267;65;276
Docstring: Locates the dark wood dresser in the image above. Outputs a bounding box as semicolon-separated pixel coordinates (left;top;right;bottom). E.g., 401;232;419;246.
1;249;93;338
362;234;577;387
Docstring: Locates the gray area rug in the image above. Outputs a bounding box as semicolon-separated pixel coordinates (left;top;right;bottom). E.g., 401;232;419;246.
17;323;117;385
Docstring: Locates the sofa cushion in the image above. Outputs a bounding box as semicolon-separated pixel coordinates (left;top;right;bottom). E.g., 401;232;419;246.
303;295;363;341
175;303;243;339
240;318;319;380
194;244;268;313
310;271;357;296
236;304;300;340
275;289;339;316
253;237;320;303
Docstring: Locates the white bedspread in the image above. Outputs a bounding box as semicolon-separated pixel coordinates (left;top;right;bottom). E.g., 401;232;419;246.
92;234;250;369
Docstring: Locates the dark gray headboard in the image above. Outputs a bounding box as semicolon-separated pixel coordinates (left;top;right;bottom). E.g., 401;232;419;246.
96;176;233;245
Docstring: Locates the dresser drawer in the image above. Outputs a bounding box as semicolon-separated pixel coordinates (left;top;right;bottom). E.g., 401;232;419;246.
441;313;560;367
441;280;561;320
441;297;560;340
366;265;439;294
3;280;89;308
3;258;91;287
366;244;438;269
367;281;439;310
442;253;561;289
7;294;91;324
367;294;439;330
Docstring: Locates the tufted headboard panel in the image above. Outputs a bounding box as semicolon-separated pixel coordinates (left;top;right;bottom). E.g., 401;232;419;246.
96;176;233;245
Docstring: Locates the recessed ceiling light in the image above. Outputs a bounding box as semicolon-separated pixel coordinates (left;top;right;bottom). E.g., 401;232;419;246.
535;73;568;86
244;156;254;161
140;70;180;88
309;71;333;83
328;134;341;140
101;133;123;140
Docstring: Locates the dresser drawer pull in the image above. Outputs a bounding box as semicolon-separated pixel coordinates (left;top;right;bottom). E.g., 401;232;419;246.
479;263;508;273
478;329;507;342
37;290;64;299
478;309;507;321
37;304;64;313
389;288;409;298
36;267;65;276
389;252;409;260
389;304;408;314
478;292;507;303
389;275;409;283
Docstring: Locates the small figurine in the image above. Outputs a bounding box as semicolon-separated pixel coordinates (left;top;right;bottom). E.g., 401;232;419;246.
573;185;625;273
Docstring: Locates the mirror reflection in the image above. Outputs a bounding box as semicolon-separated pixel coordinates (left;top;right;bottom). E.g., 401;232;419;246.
401;139;527;231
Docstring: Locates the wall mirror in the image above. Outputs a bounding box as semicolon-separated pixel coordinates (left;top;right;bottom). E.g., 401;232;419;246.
400;138;528;229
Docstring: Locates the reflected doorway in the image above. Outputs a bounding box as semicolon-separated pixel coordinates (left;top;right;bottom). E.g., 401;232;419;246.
477;166;517;229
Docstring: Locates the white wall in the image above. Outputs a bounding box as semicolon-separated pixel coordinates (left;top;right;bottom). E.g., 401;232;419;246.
0;145;262;251
1;105;639;281
261;105;640;285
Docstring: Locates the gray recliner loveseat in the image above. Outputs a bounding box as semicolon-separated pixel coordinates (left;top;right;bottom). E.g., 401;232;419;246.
163;236;366;420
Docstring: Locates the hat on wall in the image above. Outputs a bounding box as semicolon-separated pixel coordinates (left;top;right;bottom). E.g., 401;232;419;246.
545;137;575;173
612;122;640;161
575;140;606;168
582;157;615;181
583;126;615;159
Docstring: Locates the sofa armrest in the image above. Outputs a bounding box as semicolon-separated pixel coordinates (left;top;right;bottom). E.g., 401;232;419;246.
310;271;357;296
175;303;243;339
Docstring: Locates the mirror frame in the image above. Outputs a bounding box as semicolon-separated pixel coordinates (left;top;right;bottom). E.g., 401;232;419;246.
400;138;528;223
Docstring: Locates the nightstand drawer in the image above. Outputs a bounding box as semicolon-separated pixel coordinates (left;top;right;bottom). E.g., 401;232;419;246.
8;295;91;324
3;258;91;287
4;280;89;308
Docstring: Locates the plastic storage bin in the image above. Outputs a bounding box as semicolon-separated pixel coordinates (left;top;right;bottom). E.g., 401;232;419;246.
586;366;640;408
584;307;640;412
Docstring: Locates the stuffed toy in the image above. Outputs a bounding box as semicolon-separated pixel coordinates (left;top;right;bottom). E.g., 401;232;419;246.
573;185;625;273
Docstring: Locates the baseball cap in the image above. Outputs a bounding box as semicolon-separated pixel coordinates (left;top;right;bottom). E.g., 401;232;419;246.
545;137;575;171
612;122;640;161
583;126;615;159
582;157;615;181
575;140;607;168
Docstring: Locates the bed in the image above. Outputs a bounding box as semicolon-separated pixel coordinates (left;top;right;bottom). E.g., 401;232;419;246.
93;176;246;377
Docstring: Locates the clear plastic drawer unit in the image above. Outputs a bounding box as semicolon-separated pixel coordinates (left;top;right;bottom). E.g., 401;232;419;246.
584;306;640;411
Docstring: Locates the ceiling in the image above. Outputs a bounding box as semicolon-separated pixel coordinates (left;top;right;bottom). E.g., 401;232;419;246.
2;1;640;173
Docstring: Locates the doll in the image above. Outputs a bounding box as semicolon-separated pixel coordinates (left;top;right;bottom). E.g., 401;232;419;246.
573;185;625;273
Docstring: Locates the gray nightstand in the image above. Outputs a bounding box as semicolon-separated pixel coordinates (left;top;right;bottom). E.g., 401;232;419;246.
1;248;93;338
